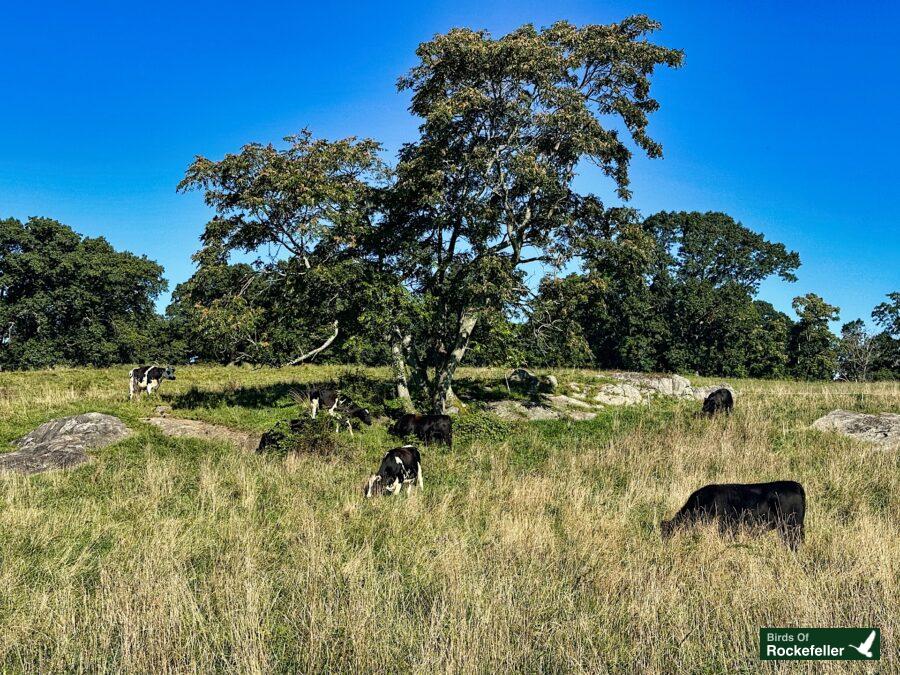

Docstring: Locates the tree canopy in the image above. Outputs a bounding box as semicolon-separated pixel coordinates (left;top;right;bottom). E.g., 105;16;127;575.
373;17;683;410
0;217;166;368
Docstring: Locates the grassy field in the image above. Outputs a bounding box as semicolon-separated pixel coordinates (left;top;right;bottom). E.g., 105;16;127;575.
0;365;897;673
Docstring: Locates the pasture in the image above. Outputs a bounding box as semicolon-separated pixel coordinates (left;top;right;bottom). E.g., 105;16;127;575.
0;366;897;672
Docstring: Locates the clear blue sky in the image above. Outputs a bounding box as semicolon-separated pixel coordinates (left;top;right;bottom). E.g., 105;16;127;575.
1;1;898;326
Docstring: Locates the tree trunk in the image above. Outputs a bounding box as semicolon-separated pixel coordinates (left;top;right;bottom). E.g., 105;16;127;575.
390;329;414;410
431;312;477;413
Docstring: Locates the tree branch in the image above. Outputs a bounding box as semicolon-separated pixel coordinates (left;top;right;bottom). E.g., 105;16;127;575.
283;320;339;366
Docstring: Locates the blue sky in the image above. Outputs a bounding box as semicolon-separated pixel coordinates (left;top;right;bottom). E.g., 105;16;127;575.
1;1;898;326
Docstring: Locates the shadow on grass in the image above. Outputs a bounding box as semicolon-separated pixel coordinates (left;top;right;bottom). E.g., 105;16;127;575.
167;371;400;413
168;383;301;410
452;375;535;404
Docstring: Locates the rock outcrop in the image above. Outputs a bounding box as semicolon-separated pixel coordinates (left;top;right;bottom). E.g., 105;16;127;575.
0;413;132;475
486;372;732;422
812;410;900;448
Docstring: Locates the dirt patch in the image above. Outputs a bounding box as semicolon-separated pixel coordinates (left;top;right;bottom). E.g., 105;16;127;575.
144;417;261;452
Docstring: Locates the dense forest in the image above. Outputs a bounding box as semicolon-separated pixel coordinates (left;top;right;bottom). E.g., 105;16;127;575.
2;17;898;400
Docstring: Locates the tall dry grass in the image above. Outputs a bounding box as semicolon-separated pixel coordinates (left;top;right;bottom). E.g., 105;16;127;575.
0;366;896;672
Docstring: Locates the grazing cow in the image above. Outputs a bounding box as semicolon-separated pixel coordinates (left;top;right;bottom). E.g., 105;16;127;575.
332;405;374;436
702;388;734;415
389;413;452;447
307;388;340;419
364;445;423;497
129;365;176;400
661;481;806;549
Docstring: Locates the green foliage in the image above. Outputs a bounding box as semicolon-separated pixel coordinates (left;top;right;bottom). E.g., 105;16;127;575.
0;217;167;369
522;210;803;377
453;409;512;443
873;292;900;337
788;293;840;380
256;416;344;456
174;132;395;367
374;17;682;410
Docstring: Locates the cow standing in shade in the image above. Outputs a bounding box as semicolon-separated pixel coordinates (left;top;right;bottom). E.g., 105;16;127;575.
364;446;423;497
307;388;340;419
129;365;176;400
388;414;452;447
661;481;806;549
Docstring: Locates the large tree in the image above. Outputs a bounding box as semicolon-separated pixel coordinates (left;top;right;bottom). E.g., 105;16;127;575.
0;217;166;368
376;17;683;411
788;293;840;380
176;131;391;365
870;291;900;379
837;319;878;381
527;210;800;376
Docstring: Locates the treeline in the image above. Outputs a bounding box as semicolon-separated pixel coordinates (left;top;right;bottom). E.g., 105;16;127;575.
2;213;898;381
2;18;898;404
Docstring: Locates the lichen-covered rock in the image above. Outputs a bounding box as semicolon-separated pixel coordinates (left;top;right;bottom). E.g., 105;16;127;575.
546;394;594;410
0;413;132;475
540;375;558;392
612;372;695;398
486;400;562;421
812;410;900;447
693;384;737;402
593;383;644;406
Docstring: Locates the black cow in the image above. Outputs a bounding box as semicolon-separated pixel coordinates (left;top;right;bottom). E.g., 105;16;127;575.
364;446;423;497
702;388;734;415
129;365;175;400
661;481;806;549
389;413;452;447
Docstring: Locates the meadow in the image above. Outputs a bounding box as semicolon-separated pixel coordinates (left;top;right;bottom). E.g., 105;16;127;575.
0;365;897;673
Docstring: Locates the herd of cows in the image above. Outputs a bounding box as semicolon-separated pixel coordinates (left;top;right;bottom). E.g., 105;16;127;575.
128;365;806;549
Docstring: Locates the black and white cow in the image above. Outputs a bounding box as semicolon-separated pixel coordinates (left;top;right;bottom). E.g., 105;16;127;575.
332;405;374;436
304;388;372;434
308;388;340;419
702;388;734;415
129;365;176;400
661;481;806;549
388;413;452;447
364;445;423;497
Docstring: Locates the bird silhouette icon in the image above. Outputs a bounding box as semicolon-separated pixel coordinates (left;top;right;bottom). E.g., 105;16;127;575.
849;630;876;658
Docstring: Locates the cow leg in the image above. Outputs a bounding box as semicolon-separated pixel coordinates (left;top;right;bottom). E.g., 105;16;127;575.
310;398;319;419
416;464;424;490
327;398;340;417
129;377;136;401
346;420;354;436
147;381;158;396
779;517;804;550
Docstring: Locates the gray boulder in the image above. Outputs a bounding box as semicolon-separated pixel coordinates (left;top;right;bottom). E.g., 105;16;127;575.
693;384;737;402
812;410;900;448
610;372;696;399
0;413;132;475
593;383;644;406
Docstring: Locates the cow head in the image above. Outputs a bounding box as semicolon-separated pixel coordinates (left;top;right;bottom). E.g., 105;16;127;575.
164;366;176;381
364;475;383;498
660;519;675;539
354;408;373;425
